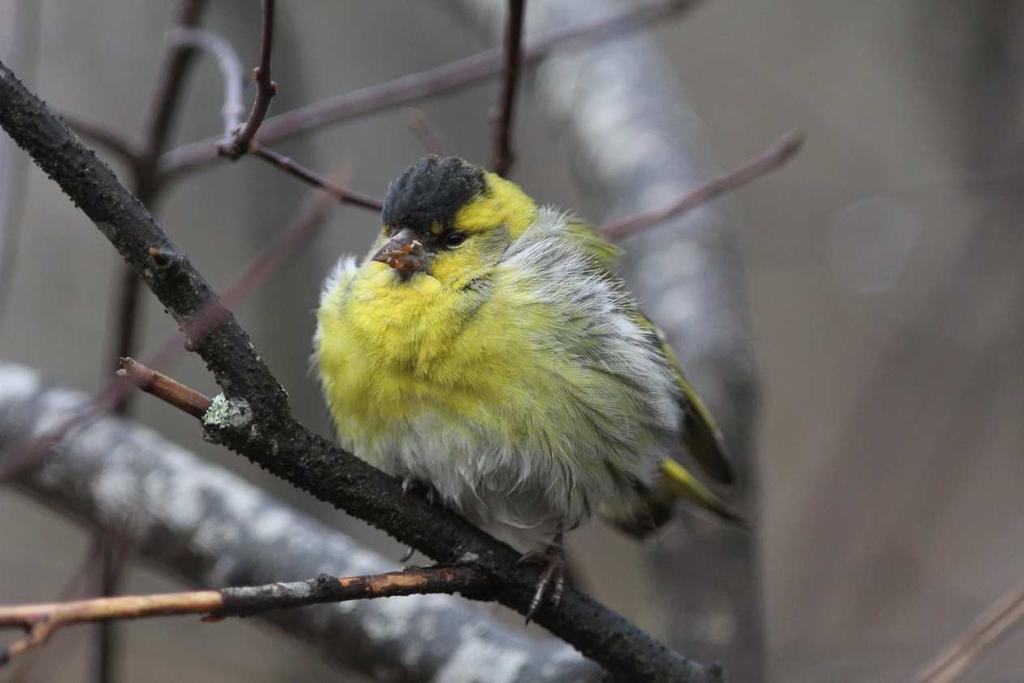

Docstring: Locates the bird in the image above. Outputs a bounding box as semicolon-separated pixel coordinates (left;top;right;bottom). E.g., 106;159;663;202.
314;156;741;618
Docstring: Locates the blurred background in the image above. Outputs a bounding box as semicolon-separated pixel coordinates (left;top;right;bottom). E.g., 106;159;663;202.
1;1;1022;681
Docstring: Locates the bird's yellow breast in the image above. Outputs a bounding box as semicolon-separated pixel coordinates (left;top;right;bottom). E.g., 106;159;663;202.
315;261;542;455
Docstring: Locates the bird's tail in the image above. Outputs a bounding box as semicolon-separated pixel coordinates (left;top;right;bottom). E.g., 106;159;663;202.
659;459;746;527
606;459;746;538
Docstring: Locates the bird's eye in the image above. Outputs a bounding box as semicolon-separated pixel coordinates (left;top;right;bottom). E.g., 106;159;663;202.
445;231;467;248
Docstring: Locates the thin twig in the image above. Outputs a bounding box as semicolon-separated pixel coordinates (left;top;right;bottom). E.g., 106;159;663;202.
252;147;383;211
158;0;704;178
60;114;139;166
490;0;527;176
117;357;212;418
914;581;1024;683
406;108;446;155
600;130;804;241
0;566;488;666
168;28;245;140
218;0;277;159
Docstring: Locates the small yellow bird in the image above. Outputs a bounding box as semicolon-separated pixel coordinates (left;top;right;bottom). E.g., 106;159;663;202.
314;156;740;614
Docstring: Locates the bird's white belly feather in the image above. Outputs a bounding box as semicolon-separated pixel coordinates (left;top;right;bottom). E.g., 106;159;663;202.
354;411;574;551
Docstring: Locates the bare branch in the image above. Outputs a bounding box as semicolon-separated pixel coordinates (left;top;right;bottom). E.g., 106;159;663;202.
0;566;487;667
252;146;383;211
0;57;721;683
158;0;704;178
914;581;1024;683
218;0;277;159
490;0;527;176
600;130;804;240
167;28;245;140
116;357;211;418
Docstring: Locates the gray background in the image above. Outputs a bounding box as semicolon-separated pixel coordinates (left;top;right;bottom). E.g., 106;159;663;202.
1;1;1022;681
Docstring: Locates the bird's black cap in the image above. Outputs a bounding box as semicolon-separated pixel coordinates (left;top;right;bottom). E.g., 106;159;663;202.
382;156;487;234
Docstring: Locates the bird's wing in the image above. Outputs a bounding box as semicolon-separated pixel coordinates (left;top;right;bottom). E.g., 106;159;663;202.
557;216;623;272
639;314;736;485
528;211;736;485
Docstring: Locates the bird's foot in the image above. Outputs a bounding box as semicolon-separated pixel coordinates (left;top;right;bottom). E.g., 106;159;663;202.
401;476;436;505
522;534;565;624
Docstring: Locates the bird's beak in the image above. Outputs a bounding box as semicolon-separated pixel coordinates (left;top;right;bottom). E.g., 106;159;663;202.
372;227;428;275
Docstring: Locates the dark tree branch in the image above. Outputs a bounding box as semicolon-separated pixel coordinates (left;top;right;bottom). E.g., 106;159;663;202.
252;147;383;211
0;566;489;666
600;130;804;240
0;59;719;683
490;0;527;176
158;0;703;179
218;0;278;159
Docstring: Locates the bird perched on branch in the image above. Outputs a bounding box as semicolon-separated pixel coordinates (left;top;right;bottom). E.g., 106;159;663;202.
315;156;741;618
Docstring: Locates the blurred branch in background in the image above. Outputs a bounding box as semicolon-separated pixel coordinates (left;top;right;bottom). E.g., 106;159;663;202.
489;0;527;176
915;581;1024;683
0;361;599;682
449;0;764;678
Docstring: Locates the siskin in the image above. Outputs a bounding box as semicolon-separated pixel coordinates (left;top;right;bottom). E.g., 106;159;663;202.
314;156;741;615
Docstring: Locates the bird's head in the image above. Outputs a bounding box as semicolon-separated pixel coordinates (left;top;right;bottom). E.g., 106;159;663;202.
371;156;538;289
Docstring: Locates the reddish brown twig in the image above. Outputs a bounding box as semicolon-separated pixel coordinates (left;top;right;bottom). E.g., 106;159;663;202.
406;109;446;155
600;129;804;241
116;357;212;418
159;0;703;178
252;147;383;211
218;0;277;159
491;0;527;176
914;581;1024;683
0;566;487;666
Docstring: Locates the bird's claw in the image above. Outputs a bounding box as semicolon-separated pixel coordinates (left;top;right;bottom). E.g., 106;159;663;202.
401;476;437;505
524;537;565;623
